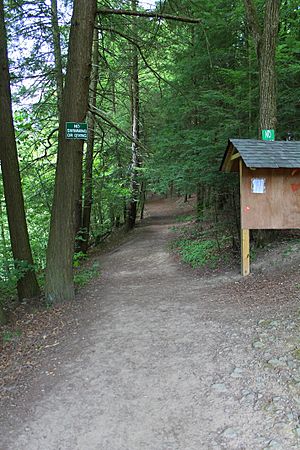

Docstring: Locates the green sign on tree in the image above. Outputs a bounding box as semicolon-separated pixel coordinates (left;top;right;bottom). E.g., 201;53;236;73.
65;122;88;140
262;129;275;141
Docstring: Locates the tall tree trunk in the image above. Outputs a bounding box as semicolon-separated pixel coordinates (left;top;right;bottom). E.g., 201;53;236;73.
80;27;100;253
127;0;140;230
0;0;40;300
244;0;280;135
0;197;8;324
248;35;252;134
50;0;64;115
139;180;146;220
74;169;83;251
45;0;97;303
196;183;203;222
0;197;10;278
259;0;280;133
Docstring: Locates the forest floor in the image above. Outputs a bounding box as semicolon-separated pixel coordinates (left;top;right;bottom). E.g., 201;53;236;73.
2;197;300;449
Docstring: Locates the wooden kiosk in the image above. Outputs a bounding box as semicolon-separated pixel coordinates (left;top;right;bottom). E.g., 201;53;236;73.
221;139;300;276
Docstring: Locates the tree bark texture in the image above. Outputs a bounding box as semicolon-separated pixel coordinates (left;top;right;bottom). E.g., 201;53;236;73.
0;0;40;300
244;0;280;134
45;0;97;303
139;180;146;220
80;27;99;253
259;0;280;132
127;0;140;230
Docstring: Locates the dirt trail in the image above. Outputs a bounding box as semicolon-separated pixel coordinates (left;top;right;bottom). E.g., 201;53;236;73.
2;198;300;449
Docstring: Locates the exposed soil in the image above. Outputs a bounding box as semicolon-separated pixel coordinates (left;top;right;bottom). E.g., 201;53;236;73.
1;197;300;449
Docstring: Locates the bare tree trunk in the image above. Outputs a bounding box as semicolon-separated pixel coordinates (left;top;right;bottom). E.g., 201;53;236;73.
0;0;40;300
139;180;146;220
248;35;252;135
0;197;10;278
50;0;64;114
244;0;280;135
74;170;83;249
0;197;8;324
196;183;203;221
259;0;280;132
80;27;100;253
51;0;87;250
127;0;140;230
45;0;97;303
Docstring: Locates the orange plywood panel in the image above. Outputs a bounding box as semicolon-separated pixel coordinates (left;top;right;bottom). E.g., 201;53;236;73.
240;163;300;229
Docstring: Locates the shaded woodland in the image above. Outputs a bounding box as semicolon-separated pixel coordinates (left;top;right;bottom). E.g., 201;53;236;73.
0;0;300;319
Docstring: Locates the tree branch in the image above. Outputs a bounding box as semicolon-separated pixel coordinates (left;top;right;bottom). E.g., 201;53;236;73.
98;8;201;24
89;105;149;155
99;26;170;91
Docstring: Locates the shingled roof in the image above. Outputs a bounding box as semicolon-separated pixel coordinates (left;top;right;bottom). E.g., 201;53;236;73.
220;139;300;172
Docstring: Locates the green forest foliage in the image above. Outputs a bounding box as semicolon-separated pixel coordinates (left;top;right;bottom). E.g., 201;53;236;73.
0;0;300;306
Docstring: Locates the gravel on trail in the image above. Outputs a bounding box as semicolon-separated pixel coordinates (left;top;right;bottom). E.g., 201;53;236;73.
1;197;300;450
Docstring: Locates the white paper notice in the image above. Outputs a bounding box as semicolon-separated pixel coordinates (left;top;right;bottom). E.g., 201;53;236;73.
251;178;266;194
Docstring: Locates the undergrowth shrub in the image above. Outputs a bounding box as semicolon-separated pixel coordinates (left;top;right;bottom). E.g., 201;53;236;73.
172;236;230;269
170;204;235;270
74;262;100;287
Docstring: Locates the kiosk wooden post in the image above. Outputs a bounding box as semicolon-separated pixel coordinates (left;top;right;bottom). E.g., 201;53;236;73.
239;159;250;276
241;229;250;276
